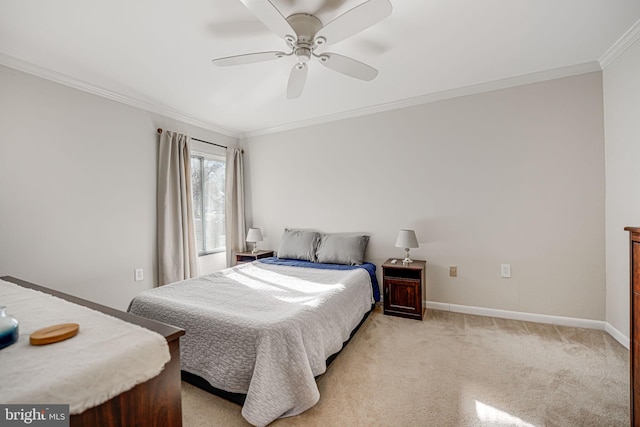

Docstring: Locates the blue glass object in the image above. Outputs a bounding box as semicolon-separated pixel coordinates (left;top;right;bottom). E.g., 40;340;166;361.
0;306;19;350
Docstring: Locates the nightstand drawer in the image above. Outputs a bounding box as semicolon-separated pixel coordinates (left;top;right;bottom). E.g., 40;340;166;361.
384;278;420;314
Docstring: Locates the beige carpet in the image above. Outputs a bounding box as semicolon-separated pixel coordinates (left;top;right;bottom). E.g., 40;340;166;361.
181;308;629;427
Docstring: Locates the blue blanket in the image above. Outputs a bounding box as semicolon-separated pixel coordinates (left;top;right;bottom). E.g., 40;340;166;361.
259;257;380;302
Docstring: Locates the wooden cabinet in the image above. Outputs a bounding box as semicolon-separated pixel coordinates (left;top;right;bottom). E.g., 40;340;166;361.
382;258;426;320
1;276;185;427
235;250;274;264
627;227;640;426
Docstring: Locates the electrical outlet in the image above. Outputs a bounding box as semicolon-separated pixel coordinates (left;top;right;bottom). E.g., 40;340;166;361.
449;266;457;277
501;264;511;278
134;268;144;282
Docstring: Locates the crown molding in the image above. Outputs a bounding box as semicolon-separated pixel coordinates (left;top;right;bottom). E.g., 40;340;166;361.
0;53;241;138
242;61;602;138
0;52;602;141
599;19;640;69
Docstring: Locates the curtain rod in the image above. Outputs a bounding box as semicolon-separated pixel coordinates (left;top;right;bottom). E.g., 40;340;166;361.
156;128;239;151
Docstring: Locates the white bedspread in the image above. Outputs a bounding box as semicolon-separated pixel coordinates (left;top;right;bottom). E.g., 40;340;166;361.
0;279;170;414
128;261;373;427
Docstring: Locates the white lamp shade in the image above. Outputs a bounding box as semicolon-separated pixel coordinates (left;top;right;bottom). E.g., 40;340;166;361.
395;229;419;248
246;228;263;243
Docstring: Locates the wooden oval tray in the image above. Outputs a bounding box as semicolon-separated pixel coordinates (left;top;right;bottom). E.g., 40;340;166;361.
30;323;79;345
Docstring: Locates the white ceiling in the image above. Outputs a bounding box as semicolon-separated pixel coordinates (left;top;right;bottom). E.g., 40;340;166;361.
1;1;640;138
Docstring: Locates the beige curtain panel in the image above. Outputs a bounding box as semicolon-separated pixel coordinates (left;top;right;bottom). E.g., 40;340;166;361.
225;147;246;267
157;130;199;285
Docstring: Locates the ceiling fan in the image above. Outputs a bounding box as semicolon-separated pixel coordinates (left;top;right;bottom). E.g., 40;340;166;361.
211;0;393;99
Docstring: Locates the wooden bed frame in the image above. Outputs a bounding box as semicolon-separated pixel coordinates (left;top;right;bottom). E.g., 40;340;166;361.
1;276;185;427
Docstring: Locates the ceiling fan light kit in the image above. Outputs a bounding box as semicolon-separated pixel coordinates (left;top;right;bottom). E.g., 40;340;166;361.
212;0;393;99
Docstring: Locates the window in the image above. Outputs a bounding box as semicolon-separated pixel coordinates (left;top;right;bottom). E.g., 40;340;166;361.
191;153;225;255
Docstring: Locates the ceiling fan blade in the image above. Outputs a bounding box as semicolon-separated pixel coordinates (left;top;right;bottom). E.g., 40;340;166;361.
318;53;378;81
315;0;392;46
287;63;308;99
211;51;286;66
239;0;296;40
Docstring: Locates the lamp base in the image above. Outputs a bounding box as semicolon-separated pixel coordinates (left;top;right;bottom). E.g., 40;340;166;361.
251;243;259;254
403;248;413;264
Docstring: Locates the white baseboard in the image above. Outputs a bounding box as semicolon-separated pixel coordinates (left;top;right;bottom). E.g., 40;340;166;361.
605;322;630;349
425;300;630;349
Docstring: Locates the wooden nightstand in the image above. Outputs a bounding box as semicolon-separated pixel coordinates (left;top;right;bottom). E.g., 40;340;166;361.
382;258;426;320
235;250;274;264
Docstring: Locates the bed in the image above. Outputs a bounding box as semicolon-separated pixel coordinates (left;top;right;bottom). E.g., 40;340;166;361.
128;241;379;427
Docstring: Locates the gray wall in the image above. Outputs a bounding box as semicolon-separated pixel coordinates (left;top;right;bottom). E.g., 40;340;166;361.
244;72;606;321
603;36;640;339
0;65;235;310
0;63;613;325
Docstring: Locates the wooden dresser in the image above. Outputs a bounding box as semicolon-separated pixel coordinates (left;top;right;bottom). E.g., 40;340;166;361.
626;227;640;426
1;276;185;427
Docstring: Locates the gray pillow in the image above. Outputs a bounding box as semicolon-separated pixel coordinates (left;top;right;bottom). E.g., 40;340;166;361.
277;229;320;262
316;234;370;265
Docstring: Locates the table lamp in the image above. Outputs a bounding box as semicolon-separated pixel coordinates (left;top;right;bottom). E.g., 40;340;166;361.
246;228;263;254
395;229;419;264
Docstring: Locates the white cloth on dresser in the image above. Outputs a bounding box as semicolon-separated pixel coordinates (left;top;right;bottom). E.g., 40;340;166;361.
0;279;170;414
